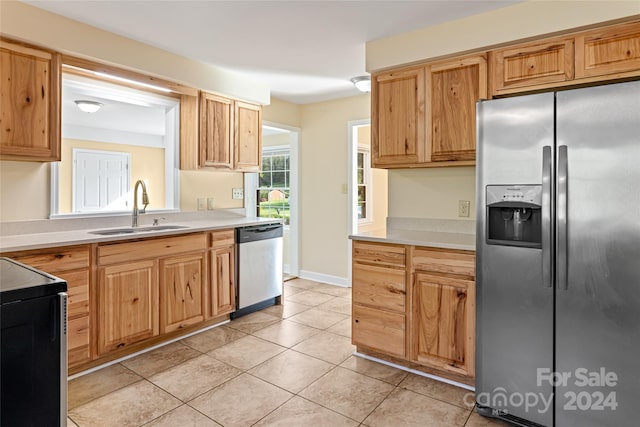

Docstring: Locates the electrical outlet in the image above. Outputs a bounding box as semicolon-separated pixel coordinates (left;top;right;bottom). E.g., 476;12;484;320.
341;184;348;194
207;197;216;210
232;188;244;200
197;198;206;211
458;200;470;217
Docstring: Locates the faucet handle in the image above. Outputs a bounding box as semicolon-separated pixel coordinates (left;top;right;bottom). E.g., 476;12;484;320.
153;217;166;226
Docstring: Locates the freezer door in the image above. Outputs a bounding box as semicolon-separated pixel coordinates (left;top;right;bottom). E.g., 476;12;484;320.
555;80;640;427
476;93;554;426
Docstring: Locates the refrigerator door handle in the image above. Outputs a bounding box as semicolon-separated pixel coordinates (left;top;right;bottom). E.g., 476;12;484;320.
557;145;568;290
542;146;553;288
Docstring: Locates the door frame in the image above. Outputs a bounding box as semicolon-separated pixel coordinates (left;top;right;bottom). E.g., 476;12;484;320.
245;120;300;277
347;118;371;286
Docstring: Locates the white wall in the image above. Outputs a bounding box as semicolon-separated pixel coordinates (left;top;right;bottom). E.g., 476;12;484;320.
298;95;370;282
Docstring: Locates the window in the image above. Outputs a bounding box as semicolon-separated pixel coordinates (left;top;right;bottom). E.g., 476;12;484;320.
357;146;372;223
52;69;180;216
257;149;290;225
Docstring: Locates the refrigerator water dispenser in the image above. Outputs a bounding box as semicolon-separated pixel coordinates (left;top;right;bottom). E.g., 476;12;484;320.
486;185;542;248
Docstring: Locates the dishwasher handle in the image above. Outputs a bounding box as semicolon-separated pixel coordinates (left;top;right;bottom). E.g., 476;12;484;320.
237;224;283;243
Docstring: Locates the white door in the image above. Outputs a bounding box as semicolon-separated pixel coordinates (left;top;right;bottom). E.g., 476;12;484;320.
73;149;130;212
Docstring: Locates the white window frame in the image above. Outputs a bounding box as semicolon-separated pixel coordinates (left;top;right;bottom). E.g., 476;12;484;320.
257;145;291;228
50;72;181;218
357;145;373;225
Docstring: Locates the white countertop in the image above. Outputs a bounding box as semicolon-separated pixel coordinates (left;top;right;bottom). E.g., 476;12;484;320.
349;217;476;251
0;211;282;253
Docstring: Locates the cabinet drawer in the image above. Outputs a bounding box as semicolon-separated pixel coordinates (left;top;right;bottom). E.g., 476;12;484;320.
353;263;405;313
65;270;90;319
210;229;235;248
353;304;405;358
68;315;90;367
353;241;405;267
412;247;475;277
98;233;207;265
7;246;90;273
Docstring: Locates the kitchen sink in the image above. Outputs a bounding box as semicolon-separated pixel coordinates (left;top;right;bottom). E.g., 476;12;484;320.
90;225;189;236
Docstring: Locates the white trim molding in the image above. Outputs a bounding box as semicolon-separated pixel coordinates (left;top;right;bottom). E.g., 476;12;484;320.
299;270;349;287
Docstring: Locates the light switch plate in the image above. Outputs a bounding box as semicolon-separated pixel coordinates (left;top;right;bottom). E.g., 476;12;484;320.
207;197;215;210
458;200;470;217
232;188;244;200
197;198;206;211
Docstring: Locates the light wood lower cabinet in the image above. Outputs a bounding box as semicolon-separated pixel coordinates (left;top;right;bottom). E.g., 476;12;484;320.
160;253;206;333
209;230;236;317
412;272;475;377
96;233;208;358
351;240;476;381
97;260;159;355
352;241;407;358
1;245;91;369
353;304;406;358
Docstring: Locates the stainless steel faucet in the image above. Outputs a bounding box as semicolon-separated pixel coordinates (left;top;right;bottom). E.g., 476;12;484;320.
132;180;149;227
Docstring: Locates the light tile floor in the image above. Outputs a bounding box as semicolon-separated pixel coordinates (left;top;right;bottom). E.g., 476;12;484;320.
67;278;510;427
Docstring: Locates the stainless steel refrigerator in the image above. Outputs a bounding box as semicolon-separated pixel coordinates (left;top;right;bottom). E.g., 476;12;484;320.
475;80;640;427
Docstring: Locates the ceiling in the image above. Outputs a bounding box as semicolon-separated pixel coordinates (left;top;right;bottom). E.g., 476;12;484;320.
26;1;518;104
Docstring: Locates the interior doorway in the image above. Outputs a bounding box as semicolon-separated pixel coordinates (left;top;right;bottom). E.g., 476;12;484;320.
347;119;388;284
245;121;300;278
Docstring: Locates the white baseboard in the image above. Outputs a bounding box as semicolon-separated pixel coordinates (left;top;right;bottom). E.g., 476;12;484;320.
298;270;349;287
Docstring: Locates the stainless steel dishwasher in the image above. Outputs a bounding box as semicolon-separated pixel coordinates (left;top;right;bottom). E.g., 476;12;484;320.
232;224;283;318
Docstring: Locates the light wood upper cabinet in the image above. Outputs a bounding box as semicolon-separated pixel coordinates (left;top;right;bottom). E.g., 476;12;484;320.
234;101;262;171
575;21;640;79
372;67;425;167
160;253;206;333
429;55;487;162
97;260;159;355
199;92;234;168
490;37;575;95
371;54;486;168
209;230;236;317
0;38;61;161
198;91;262;171
489;21;640;96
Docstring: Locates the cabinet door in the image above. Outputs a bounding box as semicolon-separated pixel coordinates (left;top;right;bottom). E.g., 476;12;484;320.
234;101;262;171
429;55;487;162
98;260;158;355
210;245;235;317
353;304;405;358
413;272;475;377
160;253;206;333
199;92;233;168
0;39;60;161
490;37;574;95
575;21;640;79
371;67;425;167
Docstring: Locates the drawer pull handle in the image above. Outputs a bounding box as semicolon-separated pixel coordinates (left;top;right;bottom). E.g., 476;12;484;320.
354;319;359;323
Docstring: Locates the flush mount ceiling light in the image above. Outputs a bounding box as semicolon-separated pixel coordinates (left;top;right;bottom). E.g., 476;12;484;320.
74;100;103;113
350;76;371;93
